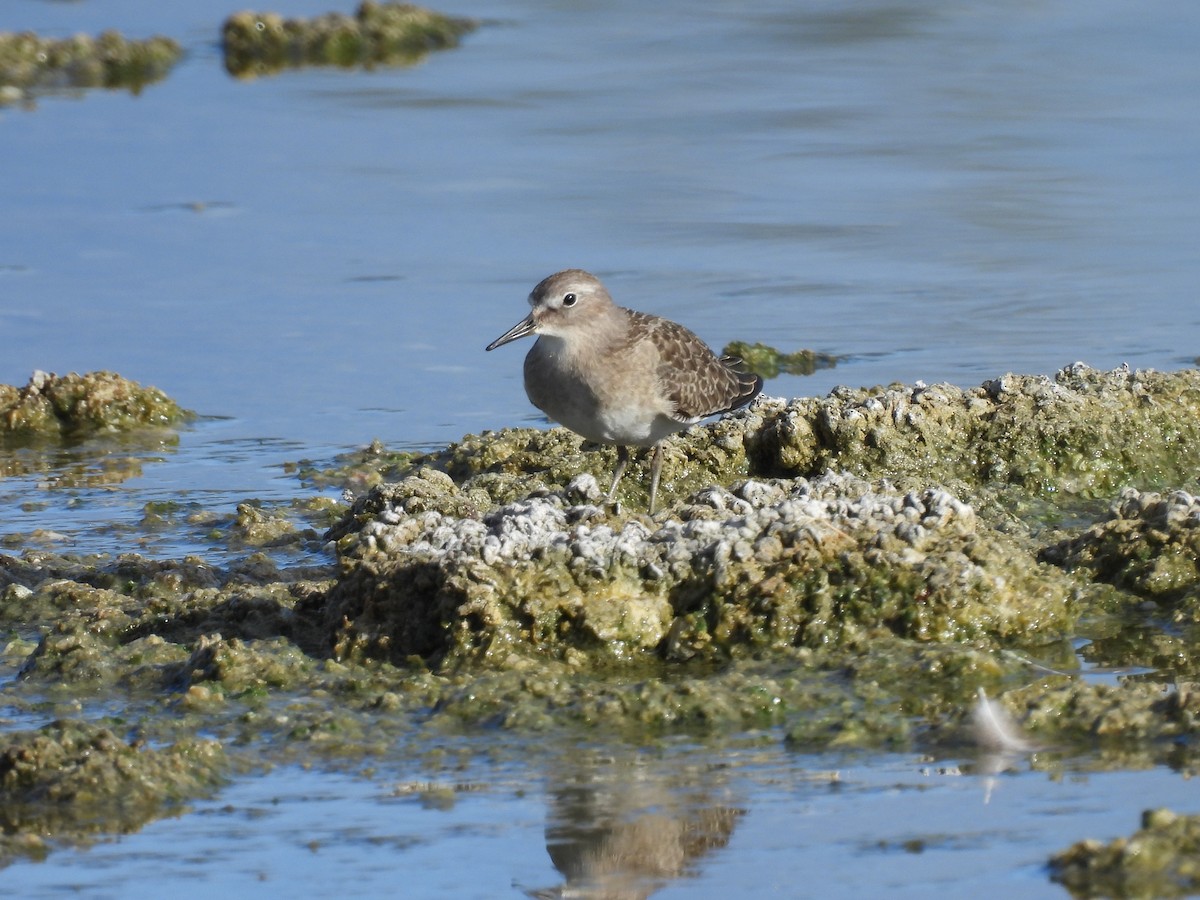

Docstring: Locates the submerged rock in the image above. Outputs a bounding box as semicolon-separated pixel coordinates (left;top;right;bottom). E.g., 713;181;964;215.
722;340;840;378
222;2;476;78
0;371;190;438
0;30;181;102
1007;678;1200;745
0;719;225;863
1051;808;1200;898
2;551;333;694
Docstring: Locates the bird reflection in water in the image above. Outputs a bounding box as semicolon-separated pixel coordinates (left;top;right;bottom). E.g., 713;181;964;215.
525;751;746;899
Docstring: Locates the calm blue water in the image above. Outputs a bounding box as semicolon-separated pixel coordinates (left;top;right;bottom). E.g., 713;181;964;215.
5;0;1198;553
3;0;1198;894
4;0;1198;452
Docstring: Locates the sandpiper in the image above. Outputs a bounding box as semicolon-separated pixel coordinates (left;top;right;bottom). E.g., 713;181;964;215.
486;269;763;514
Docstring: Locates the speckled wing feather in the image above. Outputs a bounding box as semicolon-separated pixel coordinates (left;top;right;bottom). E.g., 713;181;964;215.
626;310;763;422
711;353;763;415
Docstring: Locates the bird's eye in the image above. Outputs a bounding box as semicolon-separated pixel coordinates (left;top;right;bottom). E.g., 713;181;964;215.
562;292;577;307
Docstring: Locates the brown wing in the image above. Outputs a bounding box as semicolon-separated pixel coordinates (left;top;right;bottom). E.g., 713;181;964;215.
711;353;764;415
627;310;763;422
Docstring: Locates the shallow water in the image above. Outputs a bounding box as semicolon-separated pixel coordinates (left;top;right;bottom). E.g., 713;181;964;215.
2;743;1194;900
3;0;1199;893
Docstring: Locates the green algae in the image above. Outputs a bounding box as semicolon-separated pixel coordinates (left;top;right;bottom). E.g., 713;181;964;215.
0;719;225;864
1;551;333;679
1007;677;1200;748
222;2;476;79
123;495;341;559
0;371;191;439
287;438;419;492
1043;489;1200;613
174;633;315;695
229;500;317;549
1051;808;1200;899
749;365;1200;499
0;30;181;102
722;340;840;379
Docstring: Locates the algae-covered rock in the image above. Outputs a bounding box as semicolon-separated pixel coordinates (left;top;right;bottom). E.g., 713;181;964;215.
0;371;190;438
1042;488;1200;615
228;500;331;550
324;472;1078;667
1005;678;1200;747
722;340;839;379
0;719;225;863
0;30;181;102
750;364;1200;497
173;632;314;695
2;552;333;695
1051;808;1200;898
302;366;1200;743
222;1;476;78
288;438;419;492
321;364;1200;515
331;402;765;515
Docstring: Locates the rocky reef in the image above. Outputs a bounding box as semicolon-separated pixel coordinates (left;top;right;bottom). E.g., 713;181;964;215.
296;364;1200;752
221;2;476;78
325;471;1077;667
0;720;225;861
0;370;191;438
1;3;474;107
323;363;1200;673
1043;487;1200;620
2;363;1200;874
0;30;181;104
1052;808;1200;898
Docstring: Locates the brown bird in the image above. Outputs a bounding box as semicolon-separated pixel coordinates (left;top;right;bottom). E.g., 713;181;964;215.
486;269;762;513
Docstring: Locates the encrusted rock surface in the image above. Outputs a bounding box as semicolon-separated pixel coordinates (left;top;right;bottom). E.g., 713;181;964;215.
3;363;1200;871
1043;488;1200;616
1051;808;1200;898
0;29;180;101
323;363;1200;669
325;471;1077;667
749;363;1200;497
0;719;225;859
0;371;190;438
222;2;476;78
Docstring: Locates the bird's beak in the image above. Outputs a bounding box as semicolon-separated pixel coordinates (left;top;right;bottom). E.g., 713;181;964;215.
485;312;537;351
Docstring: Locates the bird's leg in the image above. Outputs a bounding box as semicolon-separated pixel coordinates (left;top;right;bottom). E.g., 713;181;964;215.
607;445;631;501
648;443;664;515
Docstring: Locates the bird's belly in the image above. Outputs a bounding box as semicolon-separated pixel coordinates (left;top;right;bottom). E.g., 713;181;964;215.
594;406;684;446
526;360;682;446
543;403;681;446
